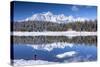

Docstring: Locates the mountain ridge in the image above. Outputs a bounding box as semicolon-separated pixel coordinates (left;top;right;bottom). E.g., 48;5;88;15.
17;11;92;23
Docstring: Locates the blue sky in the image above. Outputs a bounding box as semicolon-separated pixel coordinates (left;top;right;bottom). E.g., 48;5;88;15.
12;1;97;21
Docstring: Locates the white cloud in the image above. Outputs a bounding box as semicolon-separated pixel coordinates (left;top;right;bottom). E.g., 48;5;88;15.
71;6;79;11
86;6;93;8
13;59;58;66
56;51;77;58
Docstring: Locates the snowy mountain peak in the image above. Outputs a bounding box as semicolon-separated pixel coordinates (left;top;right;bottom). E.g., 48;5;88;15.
22;11;89;23
43;11;53;16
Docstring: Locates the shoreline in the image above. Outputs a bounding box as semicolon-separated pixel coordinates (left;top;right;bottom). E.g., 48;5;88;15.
12;31;97;36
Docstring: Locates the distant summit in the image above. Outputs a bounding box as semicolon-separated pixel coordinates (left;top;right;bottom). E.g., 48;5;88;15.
17;11;90;23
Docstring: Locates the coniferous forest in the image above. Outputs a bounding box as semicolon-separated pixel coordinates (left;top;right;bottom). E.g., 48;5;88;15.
12;19;97;32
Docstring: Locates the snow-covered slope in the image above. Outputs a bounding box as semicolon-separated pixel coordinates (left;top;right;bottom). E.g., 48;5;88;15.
19;11;89;23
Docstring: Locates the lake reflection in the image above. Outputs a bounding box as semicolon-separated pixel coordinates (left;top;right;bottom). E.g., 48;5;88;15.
11;36;97;66
12;43;97;65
